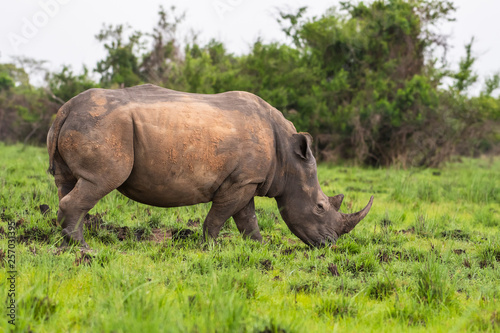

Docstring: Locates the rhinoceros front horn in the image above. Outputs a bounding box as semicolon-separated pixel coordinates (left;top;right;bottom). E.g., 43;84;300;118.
338;196;374;236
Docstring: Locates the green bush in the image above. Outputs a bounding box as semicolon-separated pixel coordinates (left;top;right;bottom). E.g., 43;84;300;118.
1;1;499;166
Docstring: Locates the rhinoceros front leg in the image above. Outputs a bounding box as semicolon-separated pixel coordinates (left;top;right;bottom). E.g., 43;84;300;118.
203;184;258;241
233;198;262;241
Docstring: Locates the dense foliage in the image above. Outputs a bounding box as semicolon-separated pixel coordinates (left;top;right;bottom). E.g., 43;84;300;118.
1;0;499;166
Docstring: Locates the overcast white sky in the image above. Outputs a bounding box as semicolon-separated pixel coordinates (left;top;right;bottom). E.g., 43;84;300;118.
0;0;499;94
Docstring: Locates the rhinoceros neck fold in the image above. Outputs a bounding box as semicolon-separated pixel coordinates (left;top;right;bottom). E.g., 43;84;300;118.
257;111;297;199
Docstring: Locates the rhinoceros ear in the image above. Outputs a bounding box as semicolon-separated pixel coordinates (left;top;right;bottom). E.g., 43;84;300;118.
292;133;313;160
329;194;344;211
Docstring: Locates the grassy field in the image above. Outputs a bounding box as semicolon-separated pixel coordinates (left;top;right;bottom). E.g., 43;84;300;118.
1;143;499;332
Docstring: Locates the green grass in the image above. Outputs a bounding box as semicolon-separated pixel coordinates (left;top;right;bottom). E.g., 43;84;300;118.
1;143;499;332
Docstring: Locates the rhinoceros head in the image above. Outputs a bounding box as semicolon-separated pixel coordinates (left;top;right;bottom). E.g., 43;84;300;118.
276;133;373;247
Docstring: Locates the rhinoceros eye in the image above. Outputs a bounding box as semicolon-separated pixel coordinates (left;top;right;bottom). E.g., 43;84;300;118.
315;203;326;214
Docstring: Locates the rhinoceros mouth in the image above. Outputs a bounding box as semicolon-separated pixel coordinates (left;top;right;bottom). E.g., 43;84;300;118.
309;234;337;248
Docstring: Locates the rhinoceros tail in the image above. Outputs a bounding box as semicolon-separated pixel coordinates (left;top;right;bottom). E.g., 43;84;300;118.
47;102;71;176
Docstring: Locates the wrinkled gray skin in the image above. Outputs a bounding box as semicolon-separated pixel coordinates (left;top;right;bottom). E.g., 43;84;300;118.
47;84;373;248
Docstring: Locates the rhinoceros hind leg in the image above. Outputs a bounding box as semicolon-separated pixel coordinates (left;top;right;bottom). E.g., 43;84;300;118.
58;178;120;248
52;151;77;201
233;198;262;241
203;184;258;241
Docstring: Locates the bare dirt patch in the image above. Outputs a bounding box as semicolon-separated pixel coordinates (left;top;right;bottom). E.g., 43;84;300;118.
171;228;196;240
260;259;273;271
281;248;295;256
0;249;5;267
186;219;201;227
84;212;178;243
18;226;53;244
398;227;415;234
14;205;198;246
328;263;340;276
441;229;470;241
39;204;50;216
74;250;93;266
149;228;172;242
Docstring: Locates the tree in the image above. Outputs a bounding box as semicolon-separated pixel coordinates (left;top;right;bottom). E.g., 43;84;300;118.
95;24;143;88
140;6;185;86
46;66;98;103
1;2;498;163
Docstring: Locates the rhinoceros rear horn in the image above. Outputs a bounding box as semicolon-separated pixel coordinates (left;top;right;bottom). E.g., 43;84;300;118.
339;196;374;235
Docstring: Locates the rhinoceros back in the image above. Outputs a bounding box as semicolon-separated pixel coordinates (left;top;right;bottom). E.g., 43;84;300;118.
51;85;287;207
